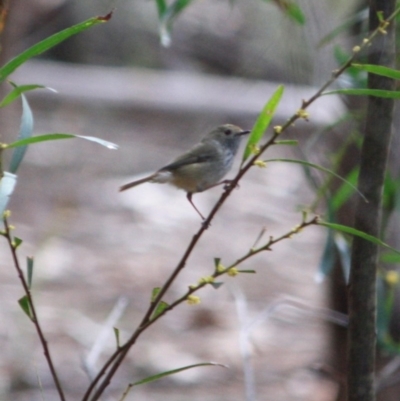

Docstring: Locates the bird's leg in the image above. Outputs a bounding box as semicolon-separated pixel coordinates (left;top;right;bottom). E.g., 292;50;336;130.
187;192;206;220
202;179;239;191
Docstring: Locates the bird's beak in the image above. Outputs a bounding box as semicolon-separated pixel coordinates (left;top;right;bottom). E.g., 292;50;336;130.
236;130;251;136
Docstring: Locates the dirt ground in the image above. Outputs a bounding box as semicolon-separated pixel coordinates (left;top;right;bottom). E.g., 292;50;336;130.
0;62;340;401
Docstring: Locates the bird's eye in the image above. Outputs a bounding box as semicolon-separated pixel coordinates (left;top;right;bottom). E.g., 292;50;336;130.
224;129;232;136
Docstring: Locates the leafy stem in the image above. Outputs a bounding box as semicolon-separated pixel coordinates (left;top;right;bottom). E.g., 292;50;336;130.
2;215;66;401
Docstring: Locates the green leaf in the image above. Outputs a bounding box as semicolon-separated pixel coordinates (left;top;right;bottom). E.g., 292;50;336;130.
213;257;221;270
318;10;366;47
130;362;226;386
18;295;33;320
113;327;121;348
265;158;367;203
27;257;34;289
377;11;385;23
318;221;400;255
352;63;400;80
274;139;298;146
159;0;194;46
0;13;112;83
283;2;306;25
238;270;256;273
242;85;284;162
9;94;33;173
323;88;400;98
333;46;367;85
13;237;23;248
155;0;167;18
151;301;169;319
331;167;359;210
334;232;351;283
381;251;400;264
151;287;161;302
317;226;335;282
0;84;54;107
262;0;305;24
5;133;118;150
0;172;17;216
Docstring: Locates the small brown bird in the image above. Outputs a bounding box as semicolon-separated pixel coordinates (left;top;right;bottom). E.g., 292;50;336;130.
120;124;250;219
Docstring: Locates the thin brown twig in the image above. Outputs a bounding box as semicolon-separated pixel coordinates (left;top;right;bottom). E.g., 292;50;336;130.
83;8;400;401
3;216;66;401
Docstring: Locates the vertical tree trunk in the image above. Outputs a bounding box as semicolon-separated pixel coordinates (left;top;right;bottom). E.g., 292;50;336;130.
347;1;396;401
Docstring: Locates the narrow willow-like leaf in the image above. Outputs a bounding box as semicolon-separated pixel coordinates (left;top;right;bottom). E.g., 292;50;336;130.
334;232;351;284
151;301;169;319
265;158;367;203
159;0;194;46
18;295;33;320
5;133;118;150
0;13;112;83
27;257;34;289
324;88;400;98
274;139;298;145
113;327;120;348
238;270;256;273
317;228;335;282
262;0;305;24
9;94;33;173
318;10;367;47
0;84;54;107
130;362;226;386
282;2;305;24
0;172;17;216
352;64;400;80
319;221;400;255
155;0;167;18
242;85;284;162
381;251;400;264
332;167;359;211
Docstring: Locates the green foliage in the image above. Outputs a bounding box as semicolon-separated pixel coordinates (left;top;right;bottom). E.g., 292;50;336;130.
18;295;33;320
261;0;305;24
0;13;115;217
27;257;34;289
114;327;121;348
151;301;169;319
352;63;400;79
265;158;365;201
8;95;33;174
129;362;225;386
242;85;284;162
324;88;400;98
319;221;400;255
4;133;118;150
0;13;112;83
0;84;51;107
154;0;194;46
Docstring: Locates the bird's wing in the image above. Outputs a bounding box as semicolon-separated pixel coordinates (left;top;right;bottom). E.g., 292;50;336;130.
159;144;216;172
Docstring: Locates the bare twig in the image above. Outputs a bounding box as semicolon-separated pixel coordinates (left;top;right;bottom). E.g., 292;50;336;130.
83;216;318;401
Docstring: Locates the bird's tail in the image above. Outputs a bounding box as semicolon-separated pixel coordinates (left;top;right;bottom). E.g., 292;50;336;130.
119;173;157;192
